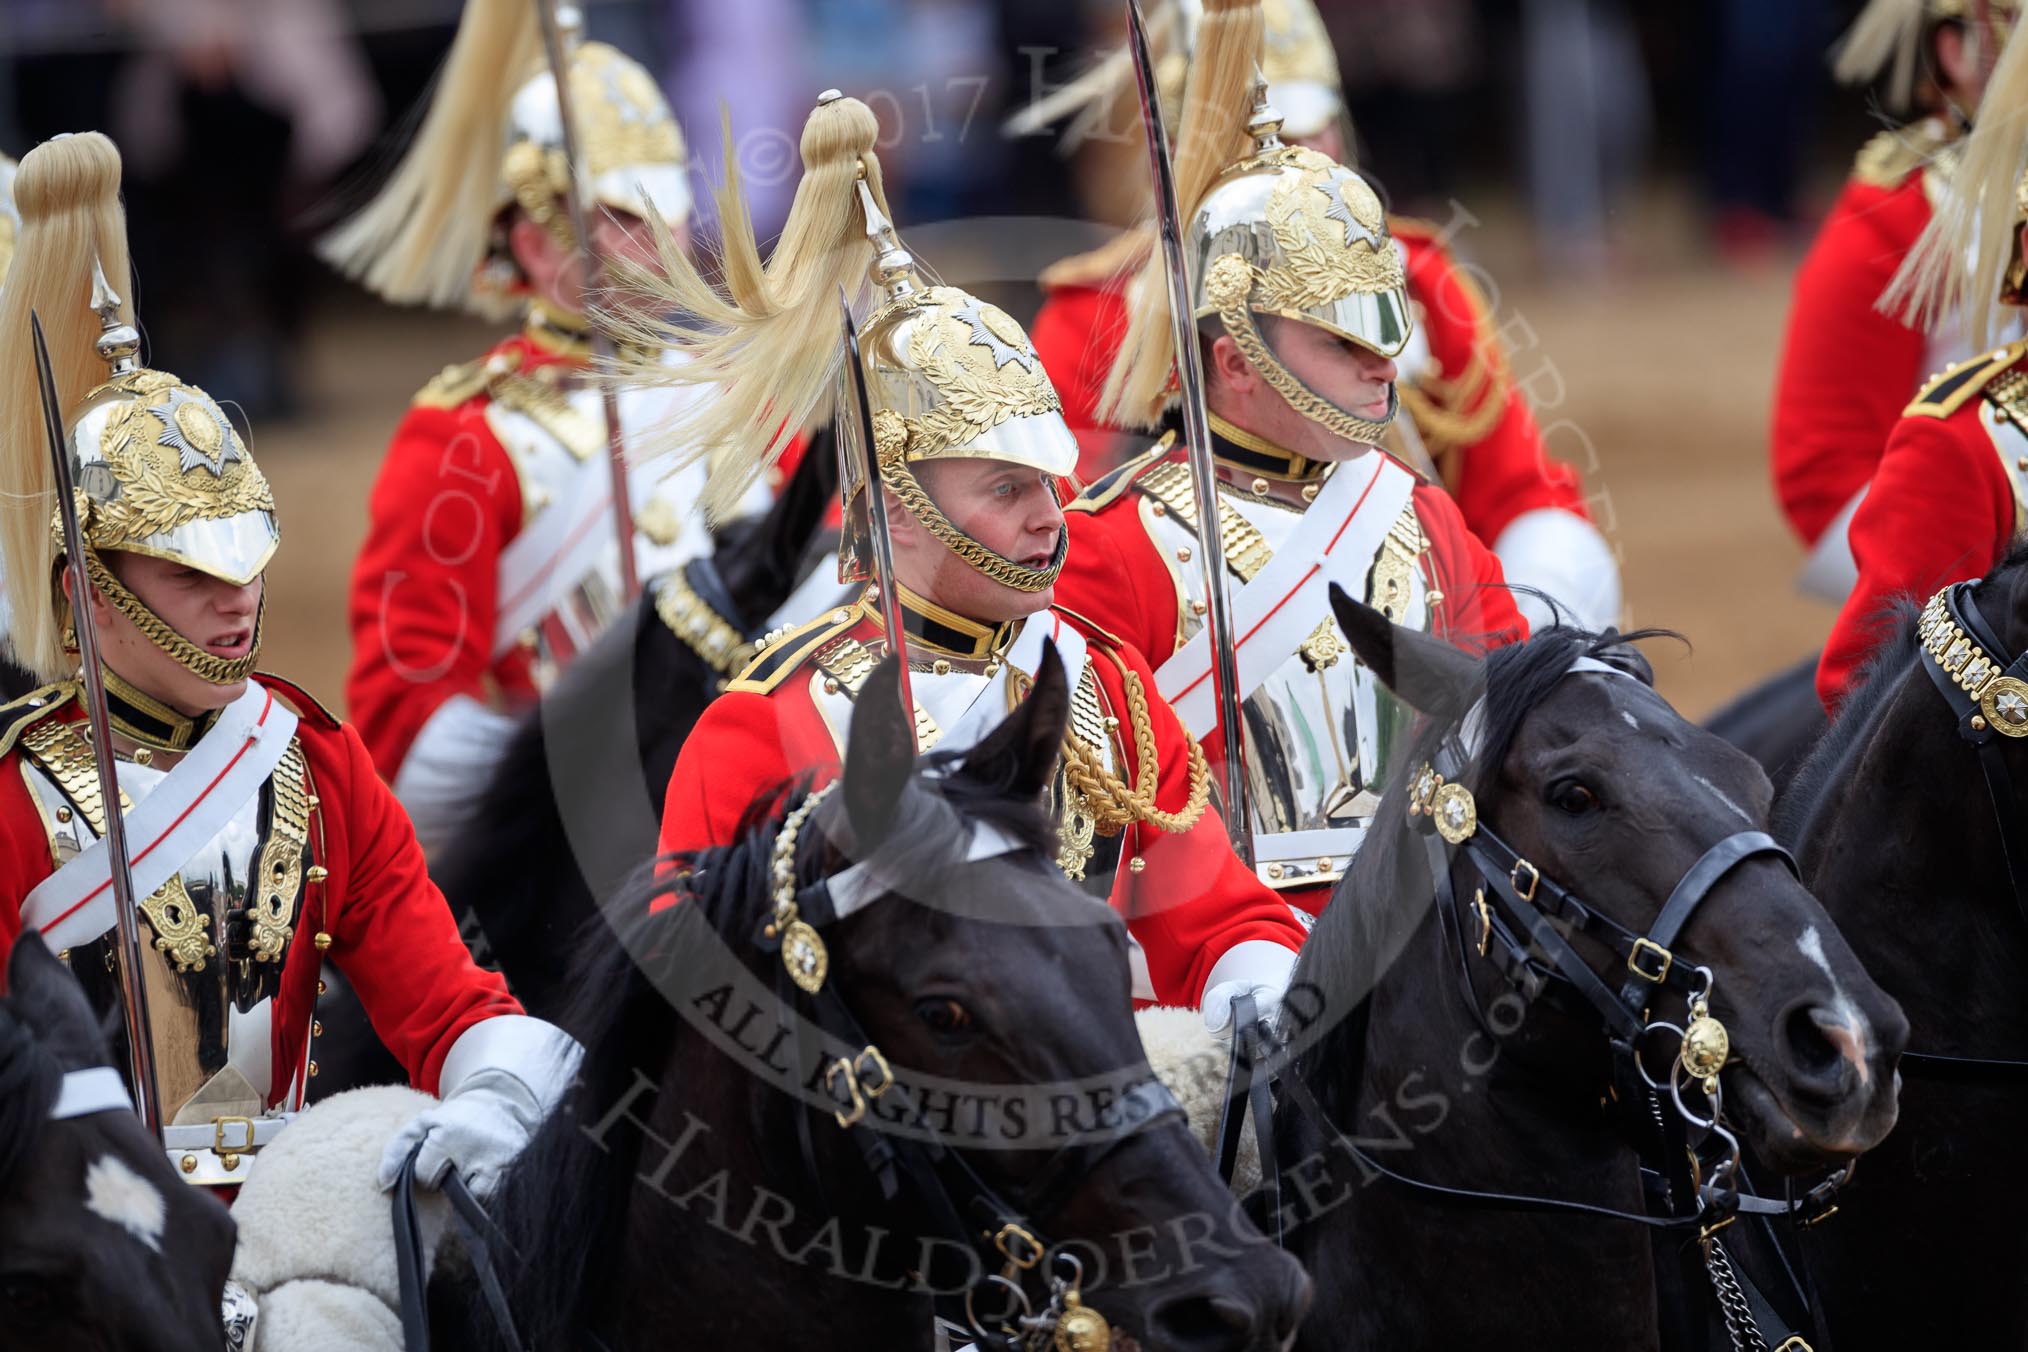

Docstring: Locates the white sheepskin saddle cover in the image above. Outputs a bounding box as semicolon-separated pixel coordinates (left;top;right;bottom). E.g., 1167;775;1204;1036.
228;1086;445;1352
1134;1007;1263;1194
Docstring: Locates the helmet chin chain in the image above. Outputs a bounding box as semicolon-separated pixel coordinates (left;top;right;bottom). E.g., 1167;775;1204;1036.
1206;256;1400;450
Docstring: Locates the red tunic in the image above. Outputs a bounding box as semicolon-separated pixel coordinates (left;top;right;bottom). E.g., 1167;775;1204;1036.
1055;442;1527;915
1029;225;1591;545
1771;137;1938;546
1817;345;2026;710
656;605;1307;1006
0;674;519;1098
344;332;558;779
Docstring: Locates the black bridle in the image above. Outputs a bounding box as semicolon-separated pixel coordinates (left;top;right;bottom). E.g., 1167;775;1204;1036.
1905;582;2028;1080
757;783;1185;1349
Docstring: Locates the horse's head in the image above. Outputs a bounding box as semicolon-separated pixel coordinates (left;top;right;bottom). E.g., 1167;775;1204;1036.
796;650;1310;1349
0;934;235;1352
1330;587;1906;1176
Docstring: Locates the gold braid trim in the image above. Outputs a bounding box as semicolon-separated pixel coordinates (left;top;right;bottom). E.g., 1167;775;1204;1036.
1059;658;1209;837
80;550;263;686
883;455;1067;594
1205;255;1398;447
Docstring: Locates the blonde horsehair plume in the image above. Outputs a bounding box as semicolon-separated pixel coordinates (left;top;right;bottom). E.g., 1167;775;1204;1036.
1099;0;1264;429
1833;0;1931;112
599;95;892;522
1881;16;2028;348
0;132;134;681
316;0;542;314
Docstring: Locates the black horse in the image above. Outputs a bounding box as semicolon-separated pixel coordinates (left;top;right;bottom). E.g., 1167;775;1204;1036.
0;934;238;1352
1776;545;2028;1344
1270;589;1905;1350
427;653;1311;1350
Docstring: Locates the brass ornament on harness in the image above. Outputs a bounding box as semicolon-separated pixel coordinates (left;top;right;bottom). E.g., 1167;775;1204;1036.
768;782;838;994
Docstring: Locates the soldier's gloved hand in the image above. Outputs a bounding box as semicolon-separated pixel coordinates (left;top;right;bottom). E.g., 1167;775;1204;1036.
1200;940;1299;1042
378;1014;581;1200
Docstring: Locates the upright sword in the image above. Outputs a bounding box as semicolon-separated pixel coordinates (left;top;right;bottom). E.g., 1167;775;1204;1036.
837;288;918;751
531;0;640;603
31;311;161;1138
1125;0;1255;865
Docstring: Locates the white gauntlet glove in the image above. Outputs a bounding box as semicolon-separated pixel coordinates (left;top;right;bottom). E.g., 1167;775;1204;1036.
378;1014;582;1199
1200;940;1299;1040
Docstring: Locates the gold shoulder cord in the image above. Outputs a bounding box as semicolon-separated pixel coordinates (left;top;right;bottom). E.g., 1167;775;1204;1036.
1058;648;1209;838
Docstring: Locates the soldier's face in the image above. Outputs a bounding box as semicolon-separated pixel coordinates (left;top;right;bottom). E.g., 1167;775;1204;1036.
81;552;260;717
513;205;678;318
890;459;1062;622
1208;318;1398;458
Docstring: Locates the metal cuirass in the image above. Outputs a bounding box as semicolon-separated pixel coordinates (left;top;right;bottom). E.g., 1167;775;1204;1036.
1137;463;1429;901
17;721;311;1184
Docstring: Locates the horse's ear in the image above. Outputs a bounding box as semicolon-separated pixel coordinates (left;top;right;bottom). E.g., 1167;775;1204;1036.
840;657;917;847
1330;582;1482;721
5;932;108;1068
1589;631;1656;687
963;640;1070;799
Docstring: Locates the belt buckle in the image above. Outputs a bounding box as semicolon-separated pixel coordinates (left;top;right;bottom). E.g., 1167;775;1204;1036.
213;1116;256;1154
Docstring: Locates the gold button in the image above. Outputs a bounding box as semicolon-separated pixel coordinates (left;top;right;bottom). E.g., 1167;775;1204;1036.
1317;856;1334;871
2016;457;2027;472
307;794;321;812
1191;601;1208;616
132;748;152;767
1250;478;1269;495
306;866;329;884
823;678;841;694
1974;714;1990;732
1151;503;1168;517
313;932;332;952
1428;589;1445;607
180;1155;198;1175
222;1153;240;1171
932;659;951;676
1176;546;1193;563
1104;716;1120;730
1301;484;1320;503
307;1061;319;1079
1267;863;1285;880
317;979;327;996
55;805;72;824
312;1020;323;1038
1128;857;1147;874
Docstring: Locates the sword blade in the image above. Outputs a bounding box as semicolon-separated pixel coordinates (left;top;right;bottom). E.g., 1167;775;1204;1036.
531;0;639;603
838;288;917;752
1125;0;1255;866
32;311;162;1139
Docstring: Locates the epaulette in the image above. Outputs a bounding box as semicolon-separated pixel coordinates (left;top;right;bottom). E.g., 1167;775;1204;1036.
1904;340;2028;419
1050;605;1126;654
724;604;865;696
1065;432;1178;514
0;682;76;760
412;352;509;410
253;673;342;731
1851;125;1942;191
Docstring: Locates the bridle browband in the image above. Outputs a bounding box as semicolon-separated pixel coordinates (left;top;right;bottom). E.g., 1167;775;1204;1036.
1905;582;2028;1080
748;780;1183;1350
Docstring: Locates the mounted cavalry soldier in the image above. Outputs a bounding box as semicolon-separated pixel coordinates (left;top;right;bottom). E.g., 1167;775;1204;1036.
631;92;1308;1027
1774;0;2018;594
1048;0;1525;925
326;0;766;848
0;133;575;1201
1819;19;2028;708
1014;0;1618;633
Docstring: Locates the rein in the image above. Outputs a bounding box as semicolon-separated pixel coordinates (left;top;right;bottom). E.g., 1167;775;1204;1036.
752;781;1181;1351
1903;582;2028;1080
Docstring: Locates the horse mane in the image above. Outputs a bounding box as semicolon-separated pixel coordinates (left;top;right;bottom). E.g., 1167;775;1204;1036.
1288;623;1678;1123
486;744;1056;1348
0;994;65;1190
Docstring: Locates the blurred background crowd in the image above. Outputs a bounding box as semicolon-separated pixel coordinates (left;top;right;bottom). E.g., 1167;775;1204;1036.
0;0;1898;716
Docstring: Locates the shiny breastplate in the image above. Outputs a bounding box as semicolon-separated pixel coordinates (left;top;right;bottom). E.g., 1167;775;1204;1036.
805;635;1127;896
1138;463;1430;895
1980;371;2028;534
485;363;712;687
17;721;311;1172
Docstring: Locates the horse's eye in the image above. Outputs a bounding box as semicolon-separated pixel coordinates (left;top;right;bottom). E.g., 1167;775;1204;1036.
916;997;976;1037
1550;782;1598;815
